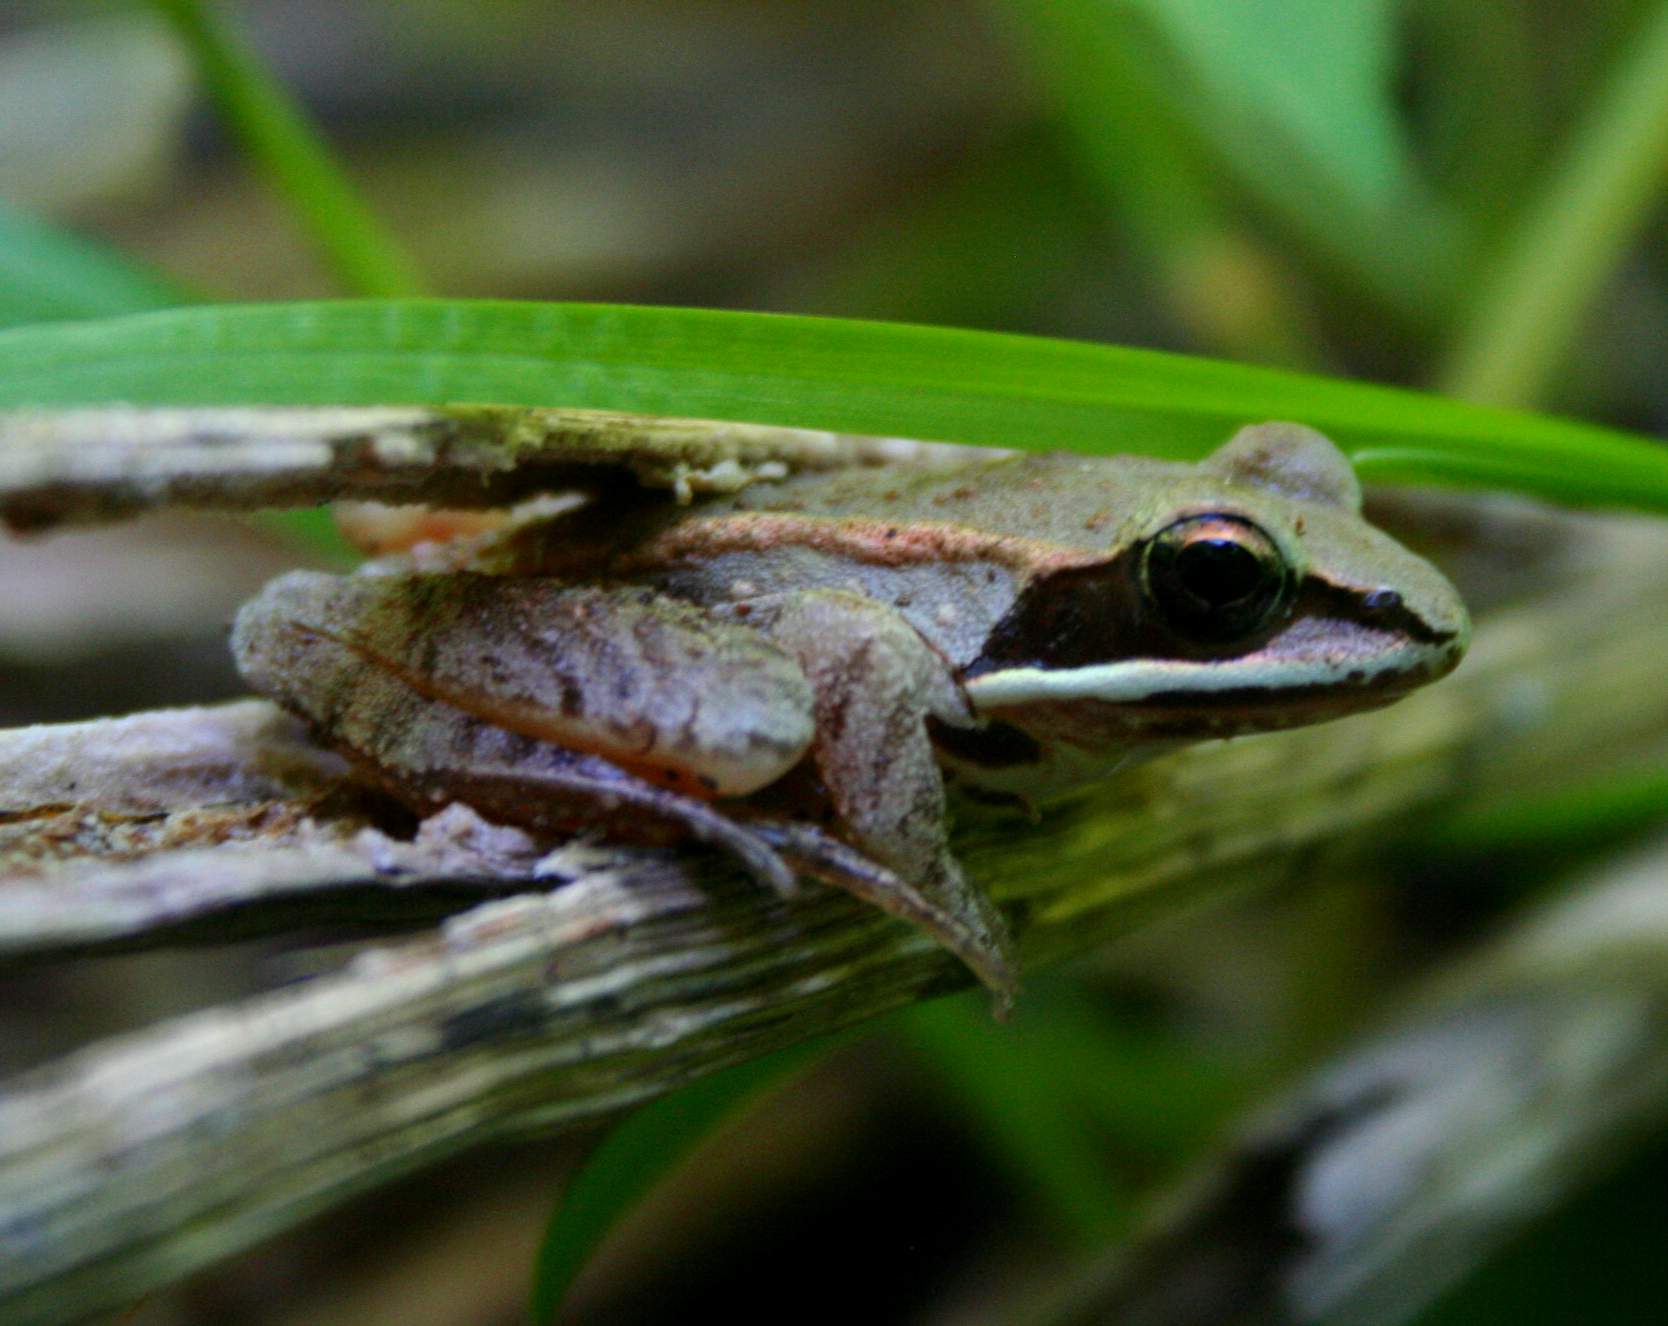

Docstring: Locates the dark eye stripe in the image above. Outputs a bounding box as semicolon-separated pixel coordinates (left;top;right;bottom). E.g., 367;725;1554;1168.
1306;578;1459;646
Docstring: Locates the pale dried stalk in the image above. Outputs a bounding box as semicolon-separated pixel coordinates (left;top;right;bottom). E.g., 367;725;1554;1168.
0;517;1665;1323
0;405;974;530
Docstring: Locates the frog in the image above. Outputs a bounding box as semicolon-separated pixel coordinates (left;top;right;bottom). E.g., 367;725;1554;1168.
229;421;1470;1002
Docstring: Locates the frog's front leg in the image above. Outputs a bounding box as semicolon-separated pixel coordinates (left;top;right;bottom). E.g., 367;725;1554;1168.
744;589;1016;998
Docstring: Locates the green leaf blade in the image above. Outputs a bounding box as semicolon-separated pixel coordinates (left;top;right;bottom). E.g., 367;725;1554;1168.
529;1042;826;1324
0;299;1665;515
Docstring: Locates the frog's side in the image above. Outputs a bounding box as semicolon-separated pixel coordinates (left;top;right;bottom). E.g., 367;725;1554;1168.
232;423;1470;1001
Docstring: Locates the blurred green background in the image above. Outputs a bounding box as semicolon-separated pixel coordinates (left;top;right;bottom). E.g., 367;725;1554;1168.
4;2;1668;1324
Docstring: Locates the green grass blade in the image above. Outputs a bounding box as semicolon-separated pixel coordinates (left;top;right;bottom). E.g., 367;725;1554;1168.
528;1041;828;1325
1437;0;1668;407
0;300;1664;514
0;204;190;329
148;0;425;298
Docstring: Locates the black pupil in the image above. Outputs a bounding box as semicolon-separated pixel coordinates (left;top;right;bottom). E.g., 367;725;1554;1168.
1175;538;1263;606
1141;515;1288;643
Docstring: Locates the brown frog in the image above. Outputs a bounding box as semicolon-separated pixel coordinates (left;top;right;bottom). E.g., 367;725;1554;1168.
233;422;1469;1000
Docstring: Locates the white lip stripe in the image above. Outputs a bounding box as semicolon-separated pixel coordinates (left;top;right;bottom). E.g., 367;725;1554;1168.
963;653;1426;707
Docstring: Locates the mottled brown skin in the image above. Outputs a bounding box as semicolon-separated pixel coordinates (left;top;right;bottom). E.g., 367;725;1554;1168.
233;424;1470;1001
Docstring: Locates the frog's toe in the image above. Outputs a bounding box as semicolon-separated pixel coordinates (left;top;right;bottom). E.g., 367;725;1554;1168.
750;821;1018;1002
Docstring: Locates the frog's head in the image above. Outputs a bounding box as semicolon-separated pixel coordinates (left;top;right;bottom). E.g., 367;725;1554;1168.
961;423;1470;750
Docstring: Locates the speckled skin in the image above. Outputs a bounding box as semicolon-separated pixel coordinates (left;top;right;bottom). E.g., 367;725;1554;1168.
233;424;1469;1000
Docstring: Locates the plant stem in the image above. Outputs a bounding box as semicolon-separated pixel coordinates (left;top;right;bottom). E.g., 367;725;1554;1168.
149;0;427;298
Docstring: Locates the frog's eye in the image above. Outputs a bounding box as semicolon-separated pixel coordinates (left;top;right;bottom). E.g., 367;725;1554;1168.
1140;514;1291;642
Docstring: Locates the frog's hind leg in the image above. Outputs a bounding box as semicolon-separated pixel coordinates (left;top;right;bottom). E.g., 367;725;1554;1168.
234;570;819;802
231;570;814;894
748;589;1017;999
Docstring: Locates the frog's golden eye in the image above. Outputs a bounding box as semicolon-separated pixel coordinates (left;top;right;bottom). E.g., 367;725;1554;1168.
1140;514;1291;642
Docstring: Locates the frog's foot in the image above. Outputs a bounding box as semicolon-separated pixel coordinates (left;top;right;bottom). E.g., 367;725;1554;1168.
752;820;1017;1007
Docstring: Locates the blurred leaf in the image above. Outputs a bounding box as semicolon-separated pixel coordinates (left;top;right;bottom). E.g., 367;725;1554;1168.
985;6;1222;277
904;997;1130;1243
529;1041;828;1325
0;203;189;329
1411;0;1539;224
793;135;1094;333
986;2;1323;364
1418;764;1668;857
995;0;1459;321
903;990;1246;1242
1130;0;1416;215
1438;0;1668;407
0;300;1666;515
147;0;426;297
1413;1127;1668;1326
1016;996;1248;1155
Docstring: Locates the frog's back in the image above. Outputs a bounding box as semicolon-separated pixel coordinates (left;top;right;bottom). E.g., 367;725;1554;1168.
717;450;1189;554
